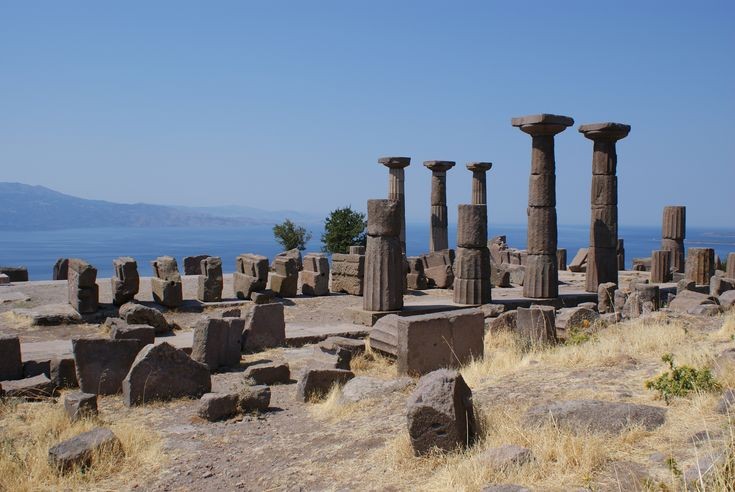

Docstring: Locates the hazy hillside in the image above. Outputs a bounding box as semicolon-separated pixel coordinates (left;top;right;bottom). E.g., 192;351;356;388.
0;183;283;230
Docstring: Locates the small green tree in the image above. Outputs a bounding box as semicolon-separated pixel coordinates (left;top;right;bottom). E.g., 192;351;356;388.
273;219;312;251
321;206;367;254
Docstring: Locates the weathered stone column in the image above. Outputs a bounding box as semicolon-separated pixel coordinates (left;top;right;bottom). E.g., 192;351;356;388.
727;253;735;279
512;114;574;298
453;204;491;305
423;160;455;252
378;157;411;254
650;250;672;283
685;247;714;285
661;206;686;273
363;199;404;312
466;162;492;205
579;122;631;293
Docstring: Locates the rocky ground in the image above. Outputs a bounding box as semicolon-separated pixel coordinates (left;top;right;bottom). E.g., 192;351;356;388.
1;271;733;491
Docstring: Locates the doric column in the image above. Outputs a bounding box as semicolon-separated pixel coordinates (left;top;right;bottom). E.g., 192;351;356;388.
512;113;574;298
423;160;455;252
579;122;631;292
378;156;411;254
466;162;492;205
685;247;715;285
661;206;686;273
363;199;404;312
453;204;491;305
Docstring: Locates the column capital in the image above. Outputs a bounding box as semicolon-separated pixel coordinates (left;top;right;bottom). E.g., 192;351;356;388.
378;156;411;169
511;113;574;136
423;160;455;173
466;161;492;172
578;122;631;142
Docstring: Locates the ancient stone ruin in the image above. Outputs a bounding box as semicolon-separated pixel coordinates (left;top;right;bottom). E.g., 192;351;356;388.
111;257;139;306
512;113;574;298
299;253;329;296
686;247;715;287
378;156;410;254
197;256;223;302
151;256;183;308
466;161;492;205
68;258;98;314
420;249;454;289
579;122;630;293
329;246;365;295
406;256;428;290
269;256;298;297
363;199;404;312
661;205;686;273
453;204;491;305
423;160;455;252
233;253;268;300
650;250;672;284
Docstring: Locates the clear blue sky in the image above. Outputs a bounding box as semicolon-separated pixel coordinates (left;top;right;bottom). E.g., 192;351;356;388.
1;1;733;227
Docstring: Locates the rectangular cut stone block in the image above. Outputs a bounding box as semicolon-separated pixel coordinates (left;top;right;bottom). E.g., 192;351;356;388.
568;248;588;273
68;259;97;288
269;273;298;297
590;175;617;206
303;253;329;274
650;250;672;283
0;336;23;380
68;259;99;314
330;273;364;296
152;256;181;282
197;256;223;302
111;257;139;306
685;248;715;285
526;207;557;254
456;205;487;248
363;235;403;311
423;250;454;268
72;338;141;395
151;278;183;308
191;318;242;371
523;254;558;298
236;254;269;279
590;205;617;248
585;247;618;292
183;255;208;275
233;272;266;300
557;249;567;271
528;174;556;207
662;206;686;240
331;260;364;279
0;267;28;282
274;257;298;277
661;238;685;273
516;306;556;346
69;284;99;314
370;309;484;376
299;270;329;296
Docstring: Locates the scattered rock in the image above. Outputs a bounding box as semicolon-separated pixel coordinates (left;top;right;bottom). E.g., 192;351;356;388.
48;428;121;472
242;303;286;352
488;310;517;333
524;399;666;434
64;391;98;421
73;338;141;395
108;320;155;350
476;444;533;469
118;302;170;335
0;335;22;380
238;385;271;412
191;317;243;372
406;369;476;456
0;374;55;399
243;362;291;385
688;304;722;316
683;450;727;488
719;290;735;310
668;290;718;314
198;393;240;421
50;358;78;389
123;342;211;406
297;367;354;402
555;307;598;331
338;376;413;404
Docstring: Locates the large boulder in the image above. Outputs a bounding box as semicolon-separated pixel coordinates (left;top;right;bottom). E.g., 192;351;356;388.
241;303;286;352
406;369;477;456
524;400;666;434
122;342;211;406
118;302;170;335
191;317;243;372
48;428;121;473
73;338;141;395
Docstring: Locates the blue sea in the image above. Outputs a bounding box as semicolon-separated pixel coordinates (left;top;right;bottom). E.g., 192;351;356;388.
1;223;733;280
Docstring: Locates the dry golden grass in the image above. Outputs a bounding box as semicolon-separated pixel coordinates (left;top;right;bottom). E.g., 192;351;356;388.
0;395;162;491
350;338;397;379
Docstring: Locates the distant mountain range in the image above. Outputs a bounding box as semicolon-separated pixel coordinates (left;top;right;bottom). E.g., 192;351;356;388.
0;182;321;231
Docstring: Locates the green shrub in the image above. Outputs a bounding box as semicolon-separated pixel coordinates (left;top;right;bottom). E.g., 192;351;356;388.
644;353;721;404
320;206;366;254
272;219;312;251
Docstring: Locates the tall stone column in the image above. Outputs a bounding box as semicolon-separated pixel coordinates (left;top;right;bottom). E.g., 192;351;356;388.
378;157;411;254
423;160;455;252
466;162;492;205
363;199;404;312
578;122;631;292
453;204;491;305
661;206;686;273
512;114;574;299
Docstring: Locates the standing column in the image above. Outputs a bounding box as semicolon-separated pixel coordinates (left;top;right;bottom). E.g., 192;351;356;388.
453;204;491;305
466;162;492;205
378;157;411;254
512;114;574;298
423;160;455;252
579;122;631;292
363;199;404;312
661;206;686;273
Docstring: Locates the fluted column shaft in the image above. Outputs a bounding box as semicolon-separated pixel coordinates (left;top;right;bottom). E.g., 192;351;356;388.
424;160;455;252
379;157;411;255
467;162;492;206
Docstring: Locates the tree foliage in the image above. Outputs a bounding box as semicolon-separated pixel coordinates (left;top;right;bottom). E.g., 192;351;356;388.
272;219;312;251
321;206;367;254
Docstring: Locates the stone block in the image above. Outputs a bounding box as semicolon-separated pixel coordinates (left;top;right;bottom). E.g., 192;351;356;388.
568;248;588;273
585;246;618;292
233;272;266;300
523;254;558;298
183;254;209;275
488;310;517;333
123;342;211;406
48;428;121;473
650;250;672;283
72;338;141;395
150;278;183;308
686;248;715;285
152;256;181;281
109;322;155;350
710;276;735;297
366;199;401;237
363;234;404;311
590;175;617;206
0;266;28;282
191;318;243;371
516;306;556;346
662;206;686;240
118;302;170;335
50;358;78;389
555;307;599;331
197;256;223;302
299;270;329;296
238;385;271;412
597;282;617;314
349;245;366;255
242;303;286;352
453;277;492;305
406;369;476;456
557;248;567;271
64;391;97;421
198;392;239;421
0;335;22;381
528;174;555;207
296;367;354;401
454;247;491;280
0;374;55;399
111;257;139;306
269;272;298;298
243;362;291;385
669;290;718;314
236;254;269;279
526;207;557;254
273;248;303;271
369;309;484;376
53;258;69;280
590;205;617;248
